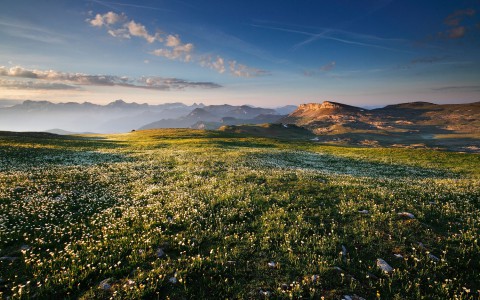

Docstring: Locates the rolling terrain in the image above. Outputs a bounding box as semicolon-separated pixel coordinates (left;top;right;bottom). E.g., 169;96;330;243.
275;101;479;152
0;129;479;299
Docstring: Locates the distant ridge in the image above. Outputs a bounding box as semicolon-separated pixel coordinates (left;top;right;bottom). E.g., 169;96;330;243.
281;100;480;135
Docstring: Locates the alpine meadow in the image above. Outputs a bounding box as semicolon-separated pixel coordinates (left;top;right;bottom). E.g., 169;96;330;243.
1;0;480;299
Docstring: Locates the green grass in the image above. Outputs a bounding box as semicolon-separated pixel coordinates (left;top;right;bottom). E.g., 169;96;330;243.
0;129;479;299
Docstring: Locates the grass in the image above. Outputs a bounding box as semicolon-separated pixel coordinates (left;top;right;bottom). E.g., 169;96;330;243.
0;129;479;299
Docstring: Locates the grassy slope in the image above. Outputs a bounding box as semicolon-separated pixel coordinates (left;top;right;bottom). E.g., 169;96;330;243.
0;129;479;299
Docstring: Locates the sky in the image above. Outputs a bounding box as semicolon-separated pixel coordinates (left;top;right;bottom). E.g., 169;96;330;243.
0;0;479;107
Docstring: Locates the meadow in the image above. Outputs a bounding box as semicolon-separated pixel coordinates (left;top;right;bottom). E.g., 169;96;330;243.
0;129;479;299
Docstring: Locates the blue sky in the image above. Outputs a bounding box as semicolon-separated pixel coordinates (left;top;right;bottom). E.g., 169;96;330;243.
0;0;479;106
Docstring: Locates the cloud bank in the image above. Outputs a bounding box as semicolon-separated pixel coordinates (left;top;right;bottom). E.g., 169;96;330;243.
0;66;221;91
87;11;269;78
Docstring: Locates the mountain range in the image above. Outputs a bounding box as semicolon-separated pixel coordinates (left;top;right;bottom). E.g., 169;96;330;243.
0;100;295;133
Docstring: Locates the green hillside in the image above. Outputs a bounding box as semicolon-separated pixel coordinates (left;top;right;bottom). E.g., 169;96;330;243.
0;129;479;299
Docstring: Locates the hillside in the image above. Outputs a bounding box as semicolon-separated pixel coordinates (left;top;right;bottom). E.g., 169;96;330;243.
0;129;478;299
281;101;480;152
140;105;283;130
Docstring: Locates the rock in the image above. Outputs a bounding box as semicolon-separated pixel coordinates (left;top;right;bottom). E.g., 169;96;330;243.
398;212;415;219
394;253;403;259
259;289;271;297
267;261;277;268
20;245;31;251
429;254;440;262
0;256;19;262
156;248;165;258
358;210;369;215
98;278;111;290
366;272;379;280
169;277;177;284
311;274;320;282
343;295;366;300
376;258;394;274
281;283;288;291
14;187;25;193
127;279;135;286
341;245;347;262
333;266;344;272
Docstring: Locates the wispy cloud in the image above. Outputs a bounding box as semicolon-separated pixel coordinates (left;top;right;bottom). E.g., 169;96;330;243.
90;0;172;12
0;65;221;91
432;85;480;92
0;20;67;44
252;23;411;53
0;79;79;90
302;61;336;77
439;8;476;40
410;56;449;64
151;35;193;62
87;11;269;77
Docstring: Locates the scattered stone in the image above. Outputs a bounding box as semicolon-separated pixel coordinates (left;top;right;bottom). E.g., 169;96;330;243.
341;245;347;262
281;283;288;291
394;253;403;259
343;295;366;300
333;266;344;272
429;254;440;262
14;187;25;193
98;278;111;290
376;258;394;274
226;260;236;265
429;201;436;205
169;277;177;284
259;289;271;297
20;245;31;251
311;274;320;282
127;279;135;286
156;248;165;258
358;210;369;215
267;261;277;268
398;212;415;219
0;256;19;262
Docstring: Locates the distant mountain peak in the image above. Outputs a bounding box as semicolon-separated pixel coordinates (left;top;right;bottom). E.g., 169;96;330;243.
298;101;360;111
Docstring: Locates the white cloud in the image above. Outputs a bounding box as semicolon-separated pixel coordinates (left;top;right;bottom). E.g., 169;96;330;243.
165;35;181;47
200;56;226;74
126;20;160;43
87;11;268;76
229;60;269;78
151;38;194;62
0;65;221;91
0;78;79;90
89;12;124;27
108;28;130;39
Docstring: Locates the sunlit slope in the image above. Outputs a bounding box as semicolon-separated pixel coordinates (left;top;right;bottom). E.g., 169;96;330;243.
0;129;479;299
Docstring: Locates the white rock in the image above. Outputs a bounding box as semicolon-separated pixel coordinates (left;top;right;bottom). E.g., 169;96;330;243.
394;253;403;259
358;210;369;215
376;258;394;274
268;261;277;268
398;212;415;219
99;278;111;290
169;277;177;284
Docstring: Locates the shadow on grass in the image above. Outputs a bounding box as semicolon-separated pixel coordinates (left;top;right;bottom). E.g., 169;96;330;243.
251;150;460;179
